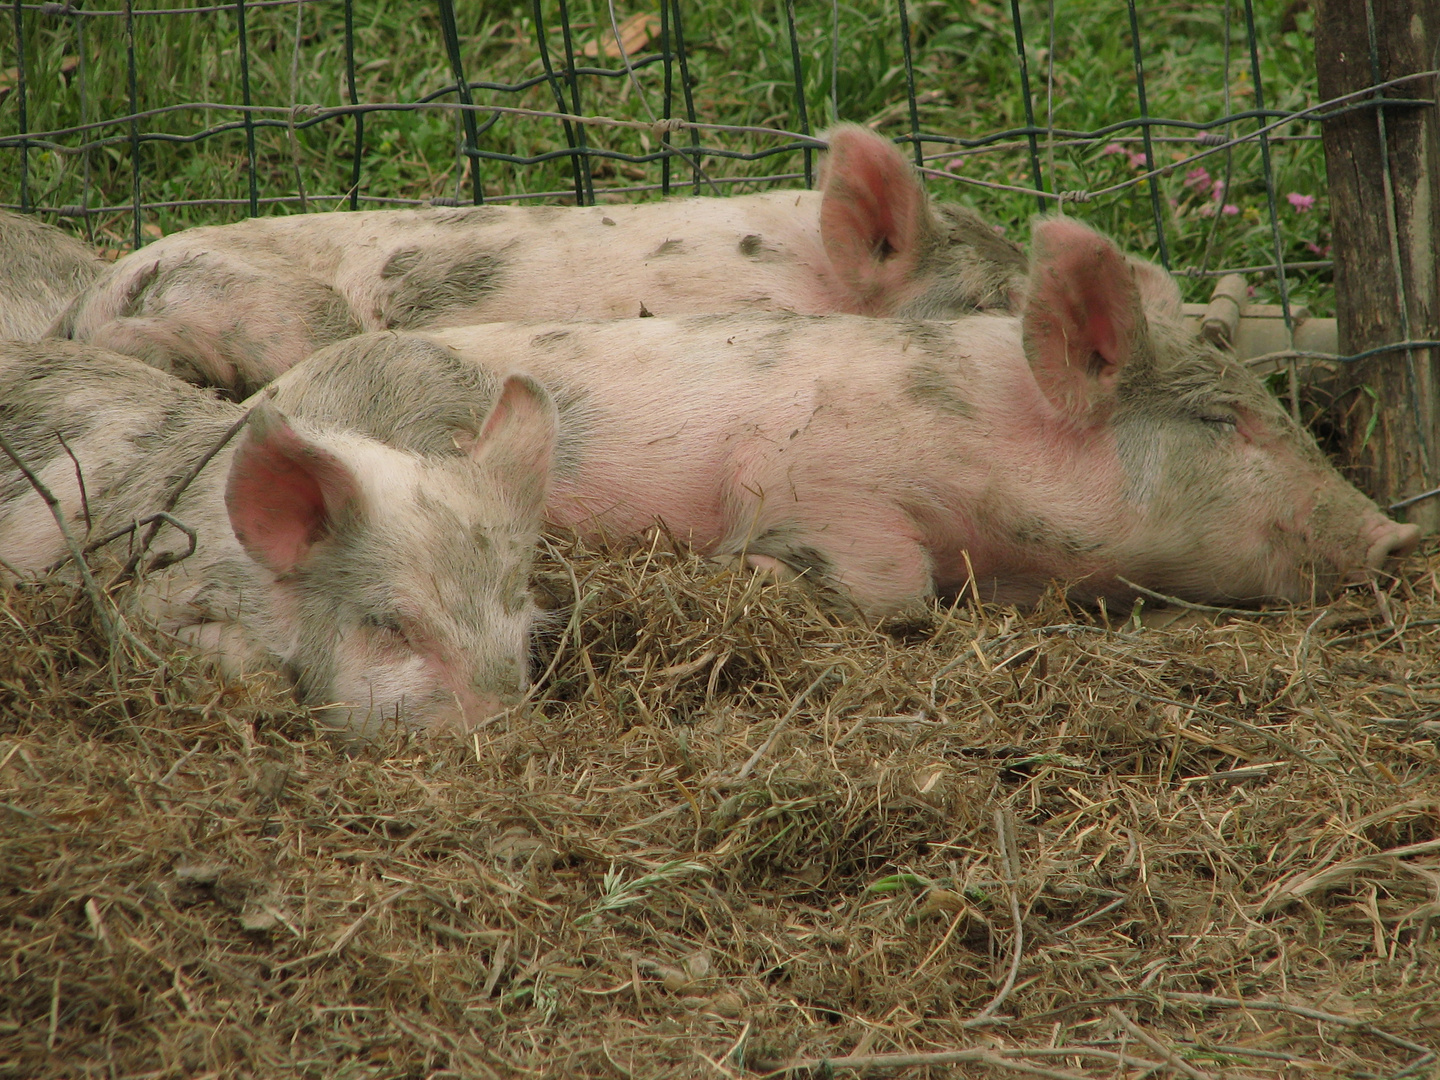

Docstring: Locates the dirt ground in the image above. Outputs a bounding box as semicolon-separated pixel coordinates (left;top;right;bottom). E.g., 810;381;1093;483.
3;528;1438;1079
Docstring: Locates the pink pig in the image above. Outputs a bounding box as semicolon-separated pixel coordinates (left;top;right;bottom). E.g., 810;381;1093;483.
54;126;1025;396
0;340;558;736
266;217;1419;616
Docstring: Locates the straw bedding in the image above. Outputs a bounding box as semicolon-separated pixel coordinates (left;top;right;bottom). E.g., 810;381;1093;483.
3;527;1438;1079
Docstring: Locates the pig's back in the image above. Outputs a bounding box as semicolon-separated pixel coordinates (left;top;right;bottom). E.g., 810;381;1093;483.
0;341;235;572
0;212;106;340
63;194;836;337
419;313;1015;541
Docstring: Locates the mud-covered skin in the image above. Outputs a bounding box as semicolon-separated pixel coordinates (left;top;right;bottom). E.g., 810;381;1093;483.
266;219;1418;617
56;125;1026;395
0;340;557;736
0;211;106;340
82;249;364;397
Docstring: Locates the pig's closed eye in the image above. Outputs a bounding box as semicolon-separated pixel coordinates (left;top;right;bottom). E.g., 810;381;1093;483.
364;612;412;644
1198;412;1238;430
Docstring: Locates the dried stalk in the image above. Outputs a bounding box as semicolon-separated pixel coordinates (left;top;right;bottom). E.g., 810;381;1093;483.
964;807;1024;1027
0;429;160;666
1117;576;1300;617
116;408;254;584
1107;1007;1218;1080
769;1048;1091;1079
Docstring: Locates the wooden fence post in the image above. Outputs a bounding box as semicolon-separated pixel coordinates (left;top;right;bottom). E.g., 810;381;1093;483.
1315;0;1440;532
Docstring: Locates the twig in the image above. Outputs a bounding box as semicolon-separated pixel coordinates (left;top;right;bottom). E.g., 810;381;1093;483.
132;514;200;574
1107;1007;1217;1080
480;936;510;999
1052;896;1127;937
988;1047;1163;1070
54;432;91;537
0;429;160;665
1178;1043;1331;1067
695;1049;742;1079
46;959;61;1050
726;665;837;783
1390;484;1440;513
963;807;1024;1027
722;1021;751;1068
159;739;206;786
1330;617;1440;645
117;409;254;584
913;895;970;977
272;886;413;972
979;623;1117;655
1390;1052;1438;1078
1159;992;1431;1055
766;1048;1091;1079
931;625;1115;688
0;430;109;628
328;886;411;956
767;1045;1168;1073
1370;577;1401;643
1116;577;1300;618
46;512;198;576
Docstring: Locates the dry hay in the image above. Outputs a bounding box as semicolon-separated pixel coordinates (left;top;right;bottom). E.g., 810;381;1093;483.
3;528;1439;1080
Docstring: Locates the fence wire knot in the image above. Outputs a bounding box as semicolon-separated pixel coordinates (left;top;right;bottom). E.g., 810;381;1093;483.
1058;190;1093;205
290;104;323;121
651;118;686;141
1194;132;1228;146
39;2;75;15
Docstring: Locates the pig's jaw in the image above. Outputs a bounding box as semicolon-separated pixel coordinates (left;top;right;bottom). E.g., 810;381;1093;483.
922;421;1136;604
1066;494;1401;611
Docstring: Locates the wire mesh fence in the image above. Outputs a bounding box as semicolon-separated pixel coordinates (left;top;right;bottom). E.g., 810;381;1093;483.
0;1;1332;290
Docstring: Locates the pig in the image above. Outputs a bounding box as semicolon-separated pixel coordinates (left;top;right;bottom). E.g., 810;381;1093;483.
0;210;106;340
54;125;1027;396
263;217;1420;617
0;339;558;736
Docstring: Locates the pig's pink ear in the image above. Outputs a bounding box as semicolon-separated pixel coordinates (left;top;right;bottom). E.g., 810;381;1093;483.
819;125;935;311
1022;217;1151;421
225;401;360;573
467;373;558;517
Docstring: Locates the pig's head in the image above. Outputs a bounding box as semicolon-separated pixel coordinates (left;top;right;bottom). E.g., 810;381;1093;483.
223;379;557;737
1021;216;1419;606
818;124;1028;319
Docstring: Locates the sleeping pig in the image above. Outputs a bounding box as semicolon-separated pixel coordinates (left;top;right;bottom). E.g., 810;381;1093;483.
262;217;1419;616
0;210;106;340
54;125;1026;396
0;340;556;736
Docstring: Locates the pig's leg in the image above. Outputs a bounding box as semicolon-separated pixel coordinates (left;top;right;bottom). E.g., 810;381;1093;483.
69;255;361;397
738;513;936;615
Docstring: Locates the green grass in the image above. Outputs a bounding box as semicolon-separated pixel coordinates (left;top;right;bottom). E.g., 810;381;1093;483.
1;0;1328;307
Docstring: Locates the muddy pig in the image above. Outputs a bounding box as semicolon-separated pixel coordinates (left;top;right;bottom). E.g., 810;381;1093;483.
0;210;106;340
0;340;557;736
263;217;1419;617
55;125;1026;396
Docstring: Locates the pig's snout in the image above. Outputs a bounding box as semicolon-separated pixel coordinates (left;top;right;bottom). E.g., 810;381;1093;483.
1364;519;1422;572
439;677;524;736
